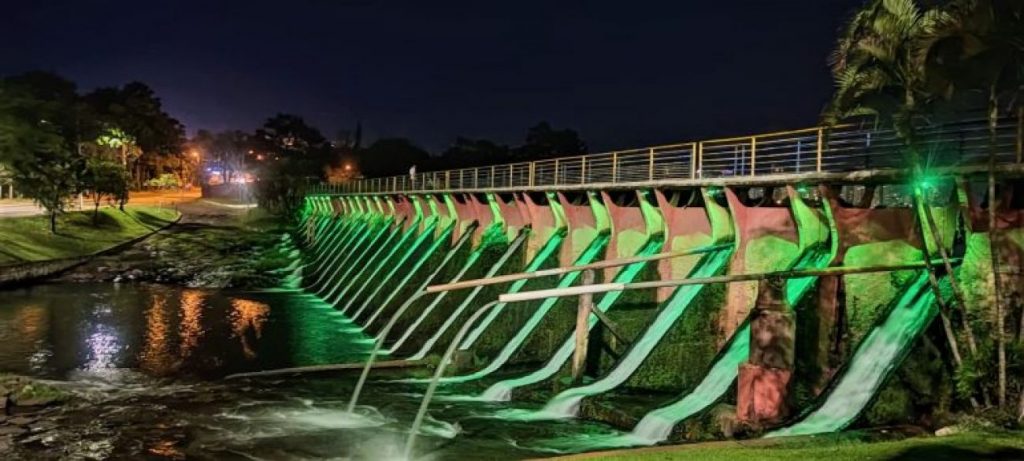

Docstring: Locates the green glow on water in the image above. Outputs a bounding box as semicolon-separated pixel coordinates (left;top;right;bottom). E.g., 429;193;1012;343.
768;272;937;437
458;229;568;350
482;237;665;402
333;214;425;311
406;227;524;360
436;233;611;385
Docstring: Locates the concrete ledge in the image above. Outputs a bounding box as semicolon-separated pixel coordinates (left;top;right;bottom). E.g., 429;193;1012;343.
0;211;182;289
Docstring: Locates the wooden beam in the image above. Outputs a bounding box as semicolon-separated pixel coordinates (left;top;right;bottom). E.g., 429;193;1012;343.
572;269;595;383
499;259;958;304
223;359;420;380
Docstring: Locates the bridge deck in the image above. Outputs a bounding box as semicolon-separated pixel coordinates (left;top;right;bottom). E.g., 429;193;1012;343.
313;115;1024;195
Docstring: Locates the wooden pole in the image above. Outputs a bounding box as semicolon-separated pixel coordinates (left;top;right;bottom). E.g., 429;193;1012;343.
499;260;957;303
572;269;595;383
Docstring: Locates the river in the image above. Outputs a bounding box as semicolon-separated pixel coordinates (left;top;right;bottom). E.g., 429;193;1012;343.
0;282;610;460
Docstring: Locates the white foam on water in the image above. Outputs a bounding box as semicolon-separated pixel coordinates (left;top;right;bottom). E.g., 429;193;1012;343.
418;414;461;439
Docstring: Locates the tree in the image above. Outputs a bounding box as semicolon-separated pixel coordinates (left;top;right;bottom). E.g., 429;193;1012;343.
85;82;185;188
356;138;431;177
827;0;987;407
918;0;1024;410
513;122;587;161
439;137;510;169
251;114;332;216
83;159;129;223
0;72;88;233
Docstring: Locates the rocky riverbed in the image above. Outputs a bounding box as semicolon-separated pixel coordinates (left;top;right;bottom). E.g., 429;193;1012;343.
56;200;293;289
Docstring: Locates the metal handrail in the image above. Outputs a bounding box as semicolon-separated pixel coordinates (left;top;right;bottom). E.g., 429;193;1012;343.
312;114;1023;195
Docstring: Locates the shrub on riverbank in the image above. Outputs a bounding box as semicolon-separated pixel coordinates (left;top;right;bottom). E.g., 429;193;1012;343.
0;206;178;264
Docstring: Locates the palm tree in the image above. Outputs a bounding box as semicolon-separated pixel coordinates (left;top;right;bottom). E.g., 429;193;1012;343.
918;0;1024;409
826;0;986;407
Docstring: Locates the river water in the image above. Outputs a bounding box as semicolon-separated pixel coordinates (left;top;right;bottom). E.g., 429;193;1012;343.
0;283;608;460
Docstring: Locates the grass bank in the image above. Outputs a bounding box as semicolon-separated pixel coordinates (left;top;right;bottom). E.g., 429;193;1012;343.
579;431;1024;461
0;206;179;264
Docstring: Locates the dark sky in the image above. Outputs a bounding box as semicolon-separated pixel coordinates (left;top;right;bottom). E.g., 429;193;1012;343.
2;0;864;152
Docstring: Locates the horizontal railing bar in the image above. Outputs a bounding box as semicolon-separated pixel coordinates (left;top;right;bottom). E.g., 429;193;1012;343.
498;258;958;303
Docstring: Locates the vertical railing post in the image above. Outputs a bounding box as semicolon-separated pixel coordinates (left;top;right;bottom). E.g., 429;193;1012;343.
572;269;595;383
445;171;450;190
690;142;697;179
474;168;479;189
554;159;560;186
816;127;824;172
509;164;514;187
529;162;535;187
697;142;704;178
490;165;496;188
750;137;757;177
580;157;586;185
611;152;619;183
648;148;655;181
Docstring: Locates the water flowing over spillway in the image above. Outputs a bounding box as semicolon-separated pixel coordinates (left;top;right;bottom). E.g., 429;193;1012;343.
458;231;566;351
526;248;735;420
533;247;833;451
767;271;937;437
345;217;439;317
431;234;611;386
359;222;457;326
317;218;399;303
383;237;484;352
407;230;528;360
483;237;665;403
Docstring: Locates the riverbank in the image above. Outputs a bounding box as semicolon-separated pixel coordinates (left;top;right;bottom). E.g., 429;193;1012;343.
557;430;1024;461
56;200;293;288
0;206;180;265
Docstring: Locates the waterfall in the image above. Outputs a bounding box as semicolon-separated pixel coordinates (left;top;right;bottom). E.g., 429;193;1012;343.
534;249;734;419
768;272;936;437
484;238;665;406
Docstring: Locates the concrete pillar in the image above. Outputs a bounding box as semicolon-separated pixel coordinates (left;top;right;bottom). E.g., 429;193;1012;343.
737;277;795;425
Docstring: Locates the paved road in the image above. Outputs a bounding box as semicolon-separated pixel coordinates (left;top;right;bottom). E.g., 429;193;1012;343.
0;190;202;218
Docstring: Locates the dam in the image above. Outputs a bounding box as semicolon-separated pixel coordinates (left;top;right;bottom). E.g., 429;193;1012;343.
290;115;1023;455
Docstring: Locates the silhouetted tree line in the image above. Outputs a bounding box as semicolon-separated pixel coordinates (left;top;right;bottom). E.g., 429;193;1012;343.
235;114;587;216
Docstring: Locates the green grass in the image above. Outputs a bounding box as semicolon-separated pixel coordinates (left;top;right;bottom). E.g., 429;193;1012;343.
0;206;179;264
593;432;1024;461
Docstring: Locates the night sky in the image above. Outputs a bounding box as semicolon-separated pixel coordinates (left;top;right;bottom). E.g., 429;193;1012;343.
2;1;865;152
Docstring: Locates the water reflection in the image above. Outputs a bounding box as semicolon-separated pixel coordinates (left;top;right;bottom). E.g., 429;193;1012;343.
0;284;376;379
140;293;174;374
179;290;206;360
230;298;269;359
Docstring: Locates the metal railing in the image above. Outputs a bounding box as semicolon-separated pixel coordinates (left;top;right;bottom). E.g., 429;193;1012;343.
312;114;1023;194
